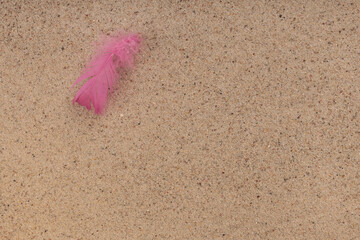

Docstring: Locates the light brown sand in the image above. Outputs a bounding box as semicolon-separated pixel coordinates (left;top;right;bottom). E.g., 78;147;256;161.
1;0;359;239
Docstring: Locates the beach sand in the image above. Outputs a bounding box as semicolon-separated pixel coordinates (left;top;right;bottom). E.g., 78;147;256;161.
1;0;359;239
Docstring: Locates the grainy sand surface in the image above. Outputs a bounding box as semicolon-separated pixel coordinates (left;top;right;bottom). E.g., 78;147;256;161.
1;0;359;239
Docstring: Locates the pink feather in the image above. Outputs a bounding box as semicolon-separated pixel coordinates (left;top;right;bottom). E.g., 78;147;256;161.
72;32;141;114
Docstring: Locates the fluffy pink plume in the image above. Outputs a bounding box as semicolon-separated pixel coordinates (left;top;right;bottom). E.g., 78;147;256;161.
72;32;141;114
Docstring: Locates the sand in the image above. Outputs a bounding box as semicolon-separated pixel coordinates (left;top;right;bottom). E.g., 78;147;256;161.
1;0;359;239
